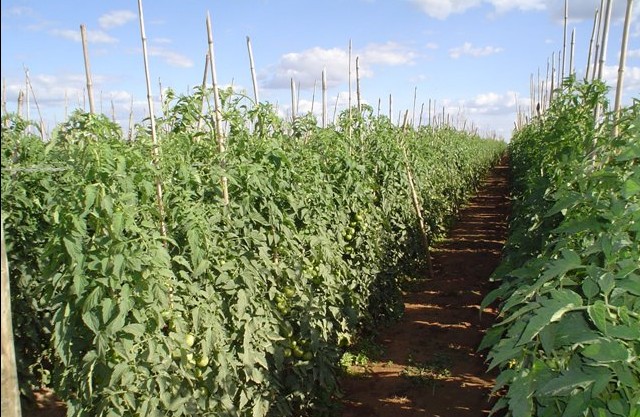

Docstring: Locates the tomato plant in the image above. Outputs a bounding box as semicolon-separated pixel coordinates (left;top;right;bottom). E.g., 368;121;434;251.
2;88;505;416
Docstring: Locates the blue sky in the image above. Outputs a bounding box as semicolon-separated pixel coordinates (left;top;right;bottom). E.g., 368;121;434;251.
1;0;638;140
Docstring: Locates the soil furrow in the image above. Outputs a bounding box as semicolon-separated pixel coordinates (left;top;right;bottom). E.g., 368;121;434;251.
340;160;511;417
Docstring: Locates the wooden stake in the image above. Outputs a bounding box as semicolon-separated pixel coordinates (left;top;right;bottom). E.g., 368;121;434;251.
561;0;569;79
23;66;45;140
197;51;210;132
613;0;634;136
2;78;6;119
597;0;613;81
399;111;434;278
322;67;327;128
80;24;96;114
586;8;599;80
290;78;297;122
412;86;417;128
1;219;22;417
246;36;259;105
137;0;168;237
569;28;576;76
592;0;605;81
206;11;229;205
355;56;361;113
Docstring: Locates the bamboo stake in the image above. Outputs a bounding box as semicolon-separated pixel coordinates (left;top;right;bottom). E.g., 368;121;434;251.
333;93;339;125
418;102;424;128
550;52;556;101
290;78;297;122
597;0;613;81
2;78;6;119
313;79;320;115
246;36;259;105
296;80;301;116
613;0;634;136
412;86;417;128
569;28;576;76
557;50;562;87
16;91;23;118
206;11;229;206
530;74;535;118
80;24;96;114
355;56;361;113
388;94;392;121
322;67;327;128
348;39;352;138
348;40;352;113
128;96;134;141
592;0;605;81
197;51;210;131
586;8;599;80
428;98;432;126
399;111;434;278
23;66;45;140
1;219;22;417
377;97;381;118
137;0;168;237
561;0;569;79
25;69;30;133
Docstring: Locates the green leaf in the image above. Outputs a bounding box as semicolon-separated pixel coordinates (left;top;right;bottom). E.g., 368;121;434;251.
621;178;640;199
581;339;629;363
588;301;608;335
82;311;101;335
517;290;582;346
538;367;607;396
541;249;583;281
121;323;145;338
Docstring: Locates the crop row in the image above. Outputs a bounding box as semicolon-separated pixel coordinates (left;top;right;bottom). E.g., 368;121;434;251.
2;89;505;416
481;78;639;417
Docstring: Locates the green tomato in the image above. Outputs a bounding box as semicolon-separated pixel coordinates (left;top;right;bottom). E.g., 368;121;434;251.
283;287;295;298
197;355;209;368
184;334;196;348
303;351;313;361
283;348;292;358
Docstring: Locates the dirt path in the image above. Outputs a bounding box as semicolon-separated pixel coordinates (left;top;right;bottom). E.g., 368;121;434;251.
339;159;511;417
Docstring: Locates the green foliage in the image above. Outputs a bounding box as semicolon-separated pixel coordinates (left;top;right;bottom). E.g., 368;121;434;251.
481;78;640;417
2;89;505;416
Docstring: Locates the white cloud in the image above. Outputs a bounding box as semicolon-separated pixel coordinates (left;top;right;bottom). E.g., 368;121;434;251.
262;42;417;90
98;10;136;29
601;64;640;99
50;28;117;44
408;0;481;19
5;6;34;17
148;46;194;68
488;0;546;14
449;42;503;58
409;0;633;23
262;47;349;90
361;41;418;65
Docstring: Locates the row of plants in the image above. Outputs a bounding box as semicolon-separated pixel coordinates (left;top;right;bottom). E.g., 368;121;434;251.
480;77;639;417
2;87;505;417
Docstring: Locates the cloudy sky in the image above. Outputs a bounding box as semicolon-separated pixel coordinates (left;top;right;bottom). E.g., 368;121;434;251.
1;0;638;140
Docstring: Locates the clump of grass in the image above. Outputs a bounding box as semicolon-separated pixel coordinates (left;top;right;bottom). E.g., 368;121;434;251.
400;353;452;394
